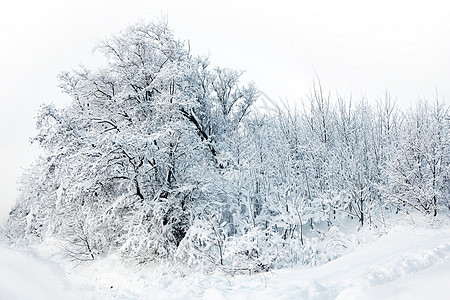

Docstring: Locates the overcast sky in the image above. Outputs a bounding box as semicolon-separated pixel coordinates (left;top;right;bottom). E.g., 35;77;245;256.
1;0;449;223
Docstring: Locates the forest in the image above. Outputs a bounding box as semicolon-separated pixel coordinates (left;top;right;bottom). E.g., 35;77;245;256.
4;21;449;274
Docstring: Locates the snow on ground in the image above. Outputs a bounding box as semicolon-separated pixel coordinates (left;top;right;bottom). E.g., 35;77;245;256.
0;238;79;300
1;223;450;299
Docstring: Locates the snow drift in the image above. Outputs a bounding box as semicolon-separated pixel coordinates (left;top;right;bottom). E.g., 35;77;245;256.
1;223;449;299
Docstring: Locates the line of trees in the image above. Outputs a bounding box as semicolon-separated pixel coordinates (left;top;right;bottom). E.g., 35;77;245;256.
4;21;449;273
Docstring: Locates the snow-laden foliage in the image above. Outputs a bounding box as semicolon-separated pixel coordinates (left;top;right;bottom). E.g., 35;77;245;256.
4;21;449;273
5;21;257;263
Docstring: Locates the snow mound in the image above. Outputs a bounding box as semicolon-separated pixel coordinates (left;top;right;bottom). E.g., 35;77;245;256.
0;245;78;300
1;225;449;299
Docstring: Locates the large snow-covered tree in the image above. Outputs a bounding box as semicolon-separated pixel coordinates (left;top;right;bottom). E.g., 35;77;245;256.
5;21;257;262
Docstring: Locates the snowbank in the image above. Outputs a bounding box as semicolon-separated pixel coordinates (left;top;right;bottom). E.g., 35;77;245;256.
1;224;449;299
0;244;78;300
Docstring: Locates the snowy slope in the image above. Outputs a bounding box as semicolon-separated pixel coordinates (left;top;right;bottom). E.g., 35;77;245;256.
0;244;79;300
1;224;449;299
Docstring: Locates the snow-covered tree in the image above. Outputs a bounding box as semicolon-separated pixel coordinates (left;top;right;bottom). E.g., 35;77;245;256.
383;99;449;216
6;21;257;262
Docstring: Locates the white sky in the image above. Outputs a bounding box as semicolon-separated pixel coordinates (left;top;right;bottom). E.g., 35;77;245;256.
1;0;449;223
